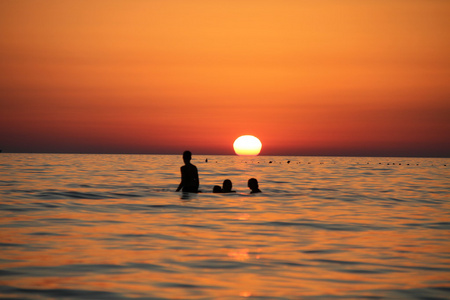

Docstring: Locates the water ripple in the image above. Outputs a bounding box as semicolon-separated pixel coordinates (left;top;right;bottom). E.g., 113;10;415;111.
0;154;448;299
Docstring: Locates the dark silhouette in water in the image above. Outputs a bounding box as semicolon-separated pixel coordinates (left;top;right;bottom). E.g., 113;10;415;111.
212;179;235;193
213;185;222;193
222;179;235;193
176;151;199;193
248;178;261;194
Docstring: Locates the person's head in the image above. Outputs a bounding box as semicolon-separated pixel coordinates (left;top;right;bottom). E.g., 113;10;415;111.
222;179;232;192
182;151;192;164
213;185;222;193
248;178;259;191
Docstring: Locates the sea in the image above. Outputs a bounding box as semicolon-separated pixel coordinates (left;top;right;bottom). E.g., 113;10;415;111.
0;153;449;300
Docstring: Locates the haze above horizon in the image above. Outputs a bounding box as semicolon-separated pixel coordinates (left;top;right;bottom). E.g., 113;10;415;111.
0;1;449;157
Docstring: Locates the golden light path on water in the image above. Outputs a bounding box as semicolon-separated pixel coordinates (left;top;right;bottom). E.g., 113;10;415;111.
0;154;449;299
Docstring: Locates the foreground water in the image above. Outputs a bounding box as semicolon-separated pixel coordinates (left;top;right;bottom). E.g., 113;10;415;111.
1;154;449;299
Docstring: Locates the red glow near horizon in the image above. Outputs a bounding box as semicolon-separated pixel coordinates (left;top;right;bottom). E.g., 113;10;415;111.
0;1;449;156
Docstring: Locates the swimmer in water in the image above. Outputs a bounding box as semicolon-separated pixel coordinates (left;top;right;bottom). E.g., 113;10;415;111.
222;179;235;193
248;178;261;194
212;185;222;193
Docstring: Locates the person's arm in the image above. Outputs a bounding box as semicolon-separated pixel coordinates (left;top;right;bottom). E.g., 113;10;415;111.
195;167;199;189
176;167;183;191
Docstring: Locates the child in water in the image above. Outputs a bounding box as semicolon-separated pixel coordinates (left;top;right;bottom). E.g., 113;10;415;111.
176;151;199;193
212;185;222;193
248;178;261;194
212;179;235;193
222;179;235;193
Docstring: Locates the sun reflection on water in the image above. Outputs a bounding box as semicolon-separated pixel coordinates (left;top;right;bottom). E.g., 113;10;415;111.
240;291;252;297
0;154;449;299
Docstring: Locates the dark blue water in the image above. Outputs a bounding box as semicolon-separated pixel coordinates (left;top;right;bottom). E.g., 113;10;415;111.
1;154;449;299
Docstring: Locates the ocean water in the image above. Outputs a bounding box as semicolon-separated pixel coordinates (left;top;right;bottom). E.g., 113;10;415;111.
0;153;449;299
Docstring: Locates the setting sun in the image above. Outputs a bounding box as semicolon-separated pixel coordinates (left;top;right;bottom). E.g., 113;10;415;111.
233;135;262;156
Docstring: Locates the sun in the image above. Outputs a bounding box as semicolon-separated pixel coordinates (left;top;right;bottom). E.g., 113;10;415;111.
233;135;262;156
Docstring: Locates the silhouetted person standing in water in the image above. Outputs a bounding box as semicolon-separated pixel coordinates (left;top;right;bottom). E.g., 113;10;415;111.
176;151;199;193
248;178;261;194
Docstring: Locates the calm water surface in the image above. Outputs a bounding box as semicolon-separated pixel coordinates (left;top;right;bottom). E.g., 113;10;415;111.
1;154;449;299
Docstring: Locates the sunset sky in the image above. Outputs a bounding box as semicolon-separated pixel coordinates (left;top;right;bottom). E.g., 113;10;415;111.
1;0;449;156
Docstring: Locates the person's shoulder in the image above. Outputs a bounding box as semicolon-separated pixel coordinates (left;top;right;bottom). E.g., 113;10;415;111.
183;163;197;171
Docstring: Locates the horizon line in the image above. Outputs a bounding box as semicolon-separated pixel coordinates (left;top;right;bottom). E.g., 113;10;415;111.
1;151;449;159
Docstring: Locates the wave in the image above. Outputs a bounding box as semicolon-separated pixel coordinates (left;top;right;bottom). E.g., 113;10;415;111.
246;220;388;232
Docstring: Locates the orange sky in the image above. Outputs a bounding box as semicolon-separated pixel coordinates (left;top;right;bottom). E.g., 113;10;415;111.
0;0;449;156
